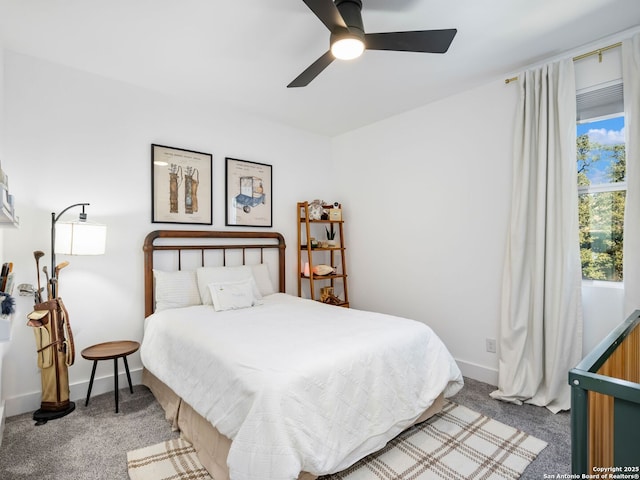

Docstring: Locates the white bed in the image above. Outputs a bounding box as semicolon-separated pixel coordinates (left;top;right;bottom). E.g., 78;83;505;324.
141;230;463;480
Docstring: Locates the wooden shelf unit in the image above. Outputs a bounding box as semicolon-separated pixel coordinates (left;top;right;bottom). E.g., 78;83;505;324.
297;201;349;307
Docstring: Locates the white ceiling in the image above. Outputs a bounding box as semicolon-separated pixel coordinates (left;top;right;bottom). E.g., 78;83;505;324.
1;0;640;136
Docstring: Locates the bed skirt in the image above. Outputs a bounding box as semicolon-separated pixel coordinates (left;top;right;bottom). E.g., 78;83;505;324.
142;368;444;480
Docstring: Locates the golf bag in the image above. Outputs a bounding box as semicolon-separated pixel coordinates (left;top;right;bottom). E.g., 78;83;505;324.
27;298;75;413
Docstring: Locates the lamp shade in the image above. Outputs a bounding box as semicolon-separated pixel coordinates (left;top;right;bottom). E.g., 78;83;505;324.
55;222;107;255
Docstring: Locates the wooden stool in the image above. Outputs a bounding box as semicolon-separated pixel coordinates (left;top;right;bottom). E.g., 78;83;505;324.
81;340;140;413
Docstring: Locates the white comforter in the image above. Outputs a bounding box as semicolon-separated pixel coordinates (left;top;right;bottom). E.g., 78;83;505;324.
141;293;463;480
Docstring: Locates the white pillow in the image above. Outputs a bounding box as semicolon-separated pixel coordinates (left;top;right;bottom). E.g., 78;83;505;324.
153;270;201;311
208;279;261;312
250;263;276;296
196;266;262;305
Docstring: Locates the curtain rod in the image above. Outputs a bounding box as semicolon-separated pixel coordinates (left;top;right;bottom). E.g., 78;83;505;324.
504;41;623;84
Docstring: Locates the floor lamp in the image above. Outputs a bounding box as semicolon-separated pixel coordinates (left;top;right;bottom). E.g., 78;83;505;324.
30;202;106;424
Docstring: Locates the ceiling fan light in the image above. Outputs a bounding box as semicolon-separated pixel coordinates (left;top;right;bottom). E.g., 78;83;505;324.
331;37;365;60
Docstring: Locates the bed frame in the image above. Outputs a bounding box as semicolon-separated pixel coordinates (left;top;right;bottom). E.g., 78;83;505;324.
142;230;302;479
569;310;640;473
143;229;286;317
141;229;444;480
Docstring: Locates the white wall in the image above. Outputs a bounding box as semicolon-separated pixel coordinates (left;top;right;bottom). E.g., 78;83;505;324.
332;79;516;384
1;51;334;416
331;29;638;385
0;45;7;441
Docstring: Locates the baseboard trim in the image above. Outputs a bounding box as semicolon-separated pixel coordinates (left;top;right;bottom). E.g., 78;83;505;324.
5;367;143;418
455;358;498;387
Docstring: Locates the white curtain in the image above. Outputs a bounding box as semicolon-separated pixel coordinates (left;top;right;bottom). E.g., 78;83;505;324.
623;33;640;316
491;58;583;413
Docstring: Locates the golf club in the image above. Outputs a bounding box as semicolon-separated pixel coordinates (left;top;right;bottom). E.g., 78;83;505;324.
42;265;52;301
33;251;45;303
54;261;70;297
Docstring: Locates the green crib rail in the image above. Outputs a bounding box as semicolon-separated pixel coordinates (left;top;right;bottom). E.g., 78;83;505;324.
569;310;640;474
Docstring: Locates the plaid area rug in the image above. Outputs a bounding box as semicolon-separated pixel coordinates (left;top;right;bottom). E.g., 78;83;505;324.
127;438;212;480
127;402;546;480
320;401;547;479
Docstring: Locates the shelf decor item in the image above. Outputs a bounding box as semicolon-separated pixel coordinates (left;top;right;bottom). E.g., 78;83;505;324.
325;226;337;247
320;286;333;300
313;264;335;276
329;202;342;221
151;144;213;225
307;199;325;220
225;158;272;227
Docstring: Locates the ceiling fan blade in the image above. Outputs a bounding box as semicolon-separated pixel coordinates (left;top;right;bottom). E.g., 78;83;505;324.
288;51;335;88
302;0;348;32
365;29;457;53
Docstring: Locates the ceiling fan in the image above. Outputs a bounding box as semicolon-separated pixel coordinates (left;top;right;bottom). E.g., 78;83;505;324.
288;0;457;88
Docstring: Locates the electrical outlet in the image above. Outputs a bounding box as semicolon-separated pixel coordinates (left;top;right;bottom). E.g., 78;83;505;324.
486;338;497;353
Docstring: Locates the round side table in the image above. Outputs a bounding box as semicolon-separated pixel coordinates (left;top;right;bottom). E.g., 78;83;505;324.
81;340;140;413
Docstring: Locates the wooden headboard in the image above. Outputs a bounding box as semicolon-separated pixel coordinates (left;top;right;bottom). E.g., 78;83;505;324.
143;230;286;317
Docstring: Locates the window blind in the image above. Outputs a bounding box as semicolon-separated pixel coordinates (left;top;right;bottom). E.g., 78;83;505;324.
576;82;624;121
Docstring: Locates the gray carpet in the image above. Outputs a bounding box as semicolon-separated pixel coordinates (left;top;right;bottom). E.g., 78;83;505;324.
0;377;570;479
0;386;179;479
450;377;570;479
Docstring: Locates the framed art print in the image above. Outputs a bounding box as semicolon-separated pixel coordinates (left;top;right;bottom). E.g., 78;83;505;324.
151;144;213;225
225;157;272;227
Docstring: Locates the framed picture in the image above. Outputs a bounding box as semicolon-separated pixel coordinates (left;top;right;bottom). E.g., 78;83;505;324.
151;144;213;225
225;157;272;227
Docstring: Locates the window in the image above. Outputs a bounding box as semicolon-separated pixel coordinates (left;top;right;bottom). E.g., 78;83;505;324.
576;83;626;281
